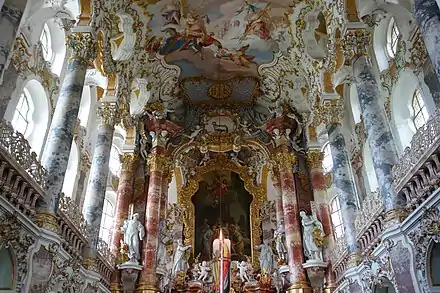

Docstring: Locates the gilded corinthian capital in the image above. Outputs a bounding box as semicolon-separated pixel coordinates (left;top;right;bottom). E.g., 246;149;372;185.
97;102;120;126
67;32;97;63
120;153;139;173
319;99;344;125
306;150;324;170
342;30;371;63
270;147;296;172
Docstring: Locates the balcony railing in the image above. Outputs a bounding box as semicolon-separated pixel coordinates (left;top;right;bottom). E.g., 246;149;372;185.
392;108;440;210
0;120;115;281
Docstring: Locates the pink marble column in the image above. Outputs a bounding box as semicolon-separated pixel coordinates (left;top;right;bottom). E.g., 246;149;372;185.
271;171;285;227
159;172;170;221
275;148;309;292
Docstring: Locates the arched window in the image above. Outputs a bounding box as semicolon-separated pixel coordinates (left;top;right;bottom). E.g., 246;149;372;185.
109;146;121;175
99;198;114;244
11;88;32;135
412;89;429;130
330;196;344;238
386;18;400;58
40;23;53;61
322;143;333;173
430;242;440;288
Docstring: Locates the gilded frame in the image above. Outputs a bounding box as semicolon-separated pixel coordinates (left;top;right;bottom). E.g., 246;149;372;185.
176;152;267;266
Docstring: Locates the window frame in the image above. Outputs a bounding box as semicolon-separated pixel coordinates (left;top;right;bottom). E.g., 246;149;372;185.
330;196;345;239
11;88;32;136
386;18;400;59
109;146;121;176
99;198;115;244
40;23;53;62
322;142;333;173
412;89;429;130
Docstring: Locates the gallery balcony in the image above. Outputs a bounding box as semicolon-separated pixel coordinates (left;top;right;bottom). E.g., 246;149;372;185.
0;119;114;287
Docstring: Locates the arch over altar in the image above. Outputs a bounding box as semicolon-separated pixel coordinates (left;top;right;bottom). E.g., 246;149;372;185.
175;149;268;266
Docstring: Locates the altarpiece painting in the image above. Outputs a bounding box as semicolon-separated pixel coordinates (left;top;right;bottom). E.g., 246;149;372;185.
192;170;252;262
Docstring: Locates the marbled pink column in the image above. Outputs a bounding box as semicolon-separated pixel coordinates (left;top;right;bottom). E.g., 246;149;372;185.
111;153;138;251
137;151;168;291
279;161;308;287
159;173;170;221
272;172;284;227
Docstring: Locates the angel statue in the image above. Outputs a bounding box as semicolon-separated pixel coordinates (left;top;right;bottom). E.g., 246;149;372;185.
236;261;251;283
121;213;145;263
300;211;326;261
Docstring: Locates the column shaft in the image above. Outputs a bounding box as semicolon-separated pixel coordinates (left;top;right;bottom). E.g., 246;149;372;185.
354;56;406;213
37;33;95;230
327;123;359;257
138;152;169;291
414;0;440;86
271;171;284;227
83;121;115;248
275;150;308;289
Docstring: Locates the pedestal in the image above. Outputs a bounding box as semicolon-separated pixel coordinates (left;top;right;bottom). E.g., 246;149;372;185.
244;280;260;292
117;262;143;293
302;260;327;292
187;280;203;293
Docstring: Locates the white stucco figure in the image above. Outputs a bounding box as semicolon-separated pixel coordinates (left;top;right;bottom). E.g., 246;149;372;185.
197;261;211;282
274;223;287;262
172;239;192;277
157;220;171;269
237;261;250;283
300;211;325;261
121;213;145;263
255;240;275;273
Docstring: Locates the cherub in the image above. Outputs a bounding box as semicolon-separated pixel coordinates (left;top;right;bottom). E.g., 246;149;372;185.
198;261;211;282
237;261;250;283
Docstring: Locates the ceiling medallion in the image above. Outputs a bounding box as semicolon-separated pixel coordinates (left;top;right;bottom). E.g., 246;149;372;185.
207;82;232;100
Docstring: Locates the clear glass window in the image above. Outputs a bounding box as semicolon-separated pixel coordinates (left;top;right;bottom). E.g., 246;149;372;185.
387;18;400;58
40;23;53;61
99;198;114;244
412;89;429;130
109;146;121;175
11;89;31;135
330;196;344;238
322;143;333;173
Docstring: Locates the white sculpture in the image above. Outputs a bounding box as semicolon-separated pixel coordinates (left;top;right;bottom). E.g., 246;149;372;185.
197;261;211;282
121;213;145;263
300;211;325;261
172;239;192;277
255;240;275;273
237;261;250;283
157;220;171;269
274;224;287;263
183;125;203;143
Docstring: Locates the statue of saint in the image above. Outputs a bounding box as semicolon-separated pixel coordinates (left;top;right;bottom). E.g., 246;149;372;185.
121;213;145;263
300;211;325;261
172;239;192;277
255;240;275;273
274;223;287;263
157;220;171;269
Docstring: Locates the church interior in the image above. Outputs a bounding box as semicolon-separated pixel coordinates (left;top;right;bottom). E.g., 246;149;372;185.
1;0;440;292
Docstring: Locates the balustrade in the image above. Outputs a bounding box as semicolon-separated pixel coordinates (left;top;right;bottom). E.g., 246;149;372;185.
0;119;114;283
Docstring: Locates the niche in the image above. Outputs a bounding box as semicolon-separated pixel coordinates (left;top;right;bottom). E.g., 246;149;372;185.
0;247;14;290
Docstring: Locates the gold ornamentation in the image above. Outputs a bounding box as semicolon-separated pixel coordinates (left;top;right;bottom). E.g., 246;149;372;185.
383;208;409;227
346;252;361;268
120;153;139;173
306;150;324;170
147;153;172;173
319;99;344;125
271;147;296;172
67;32;97;65
35;212;60;234
312;226;328;248
97;102;120;126
177;152;266;266
342;30;371;63
207;82;232;100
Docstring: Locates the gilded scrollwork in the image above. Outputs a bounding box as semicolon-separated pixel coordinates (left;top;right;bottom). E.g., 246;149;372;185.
177;152;267;266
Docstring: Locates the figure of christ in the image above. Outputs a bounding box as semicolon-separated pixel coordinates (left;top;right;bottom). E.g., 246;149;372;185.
210;180;229;206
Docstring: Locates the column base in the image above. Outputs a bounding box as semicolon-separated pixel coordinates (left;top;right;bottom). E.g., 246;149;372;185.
287;282;312;293
109;283;121;293
35;212;59;234
136;283;158;293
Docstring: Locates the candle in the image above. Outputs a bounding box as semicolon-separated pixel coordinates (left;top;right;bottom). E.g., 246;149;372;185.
220;229;224;293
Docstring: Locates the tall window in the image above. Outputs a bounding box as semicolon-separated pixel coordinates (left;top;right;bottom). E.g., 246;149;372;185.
387;18;400;58
11;89;31;135
412;89;429;130
322;143;333;173
99;198;114;244
40;23;53;61
330;196;344;238
109;146;121;175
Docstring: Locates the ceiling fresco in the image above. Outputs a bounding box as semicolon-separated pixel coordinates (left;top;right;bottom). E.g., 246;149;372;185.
144;0;293;80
